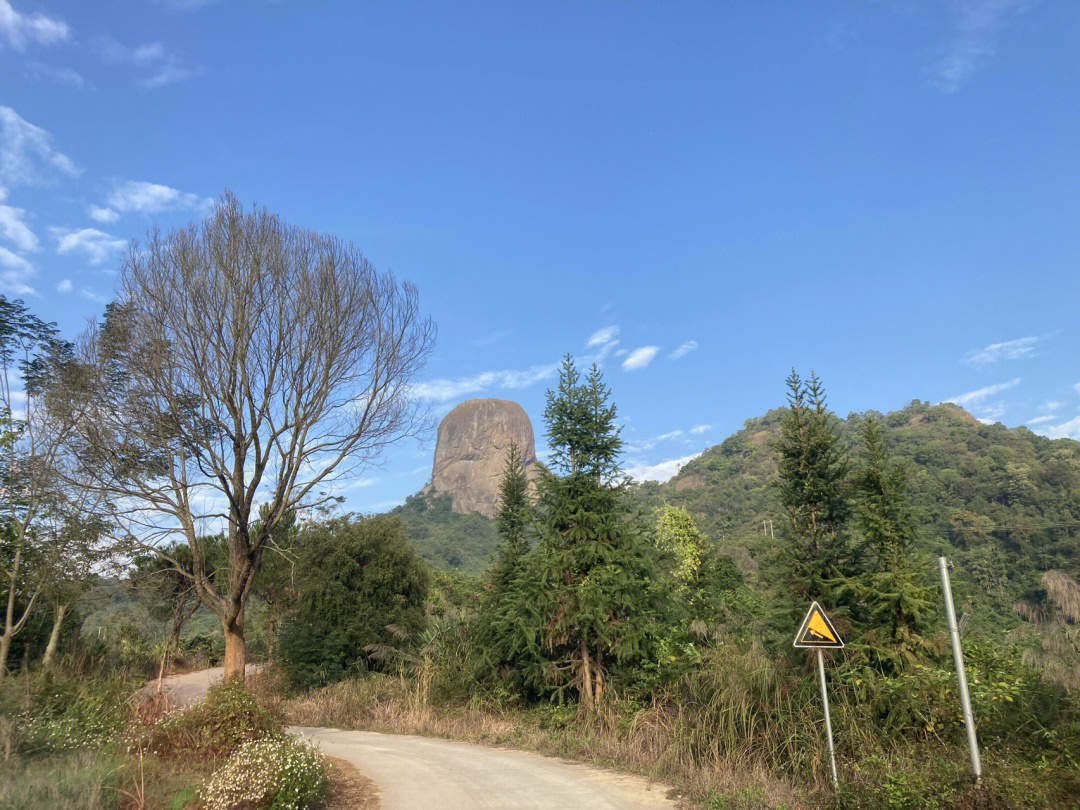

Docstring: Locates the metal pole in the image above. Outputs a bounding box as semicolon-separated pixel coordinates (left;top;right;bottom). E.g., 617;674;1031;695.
816;648;839;789
939;556;983;784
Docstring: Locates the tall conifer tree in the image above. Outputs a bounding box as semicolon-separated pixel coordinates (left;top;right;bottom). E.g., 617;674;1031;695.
492;440;532;592
774;371;851;603
534;356;655;709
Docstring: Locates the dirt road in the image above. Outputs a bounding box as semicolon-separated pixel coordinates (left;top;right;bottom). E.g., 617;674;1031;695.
156;668;678;809
291;726;677;810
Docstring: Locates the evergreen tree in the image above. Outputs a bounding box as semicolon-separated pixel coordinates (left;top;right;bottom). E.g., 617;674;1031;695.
773;371;851;604
844;418;933;669
533;356;656;709
491;441;532;592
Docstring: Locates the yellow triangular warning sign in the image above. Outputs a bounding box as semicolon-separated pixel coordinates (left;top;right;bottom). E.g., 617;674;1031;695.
793;601;844;648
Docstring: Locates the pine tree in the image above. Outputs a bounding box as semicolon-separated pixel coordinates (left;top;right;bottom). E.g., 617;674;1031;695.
845;418;933;669
534;356;655;709
491;441;532;593
774;371;851;603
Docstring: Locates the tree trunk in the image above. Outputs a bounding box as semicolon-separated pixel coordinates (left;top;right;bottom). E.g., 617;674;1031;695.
0;632;10;682
579;639;593;710
42;604;67;672
222;610;246;680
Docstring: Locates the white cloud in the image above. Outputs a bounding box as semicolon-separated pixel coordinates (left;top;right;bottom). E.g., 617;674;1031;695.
669;340;697;360
587;326;619;347
945;377;1021;408
964;336;1039;365
93;37;202;89
0;0;70;51
79;287;107;303
1026;415;1056;425
584;325;620;363
1039;414;1080;441
0;106;81;188
933;0;1030;93
0;196;37;251
412;362;559;402
87;204;119;223
622;346;659;371
656;430;683;442
1074;383;1080;396
51;227;126;265
690;424;712;434
624;453;700;483
105;180;211;215
0;245;35;294
25;61;84;87
56;278;72;293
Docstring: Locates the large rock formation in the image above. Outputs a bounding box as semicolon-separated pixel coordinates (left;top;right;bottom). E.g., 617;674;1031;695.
422;398;538;517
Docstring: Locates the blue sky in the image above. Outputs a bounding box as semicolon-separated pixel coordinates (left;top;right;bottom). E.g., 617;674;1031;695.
2;0;1079;513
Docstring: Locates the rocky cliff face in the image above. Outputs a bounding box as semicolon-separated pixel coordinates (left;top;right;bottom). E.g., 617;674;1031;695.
422;398;537;518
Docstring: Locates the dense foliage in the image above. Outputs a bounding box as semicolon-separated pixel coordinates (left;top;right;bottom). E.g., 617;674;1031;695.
393;492;500;574
277;515;430;687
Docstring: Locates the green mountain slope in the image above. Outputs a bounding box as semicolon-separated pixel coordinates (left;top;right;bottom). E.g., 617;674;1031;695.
396;399;1080;636
392;493;500;575
631;400;1080;631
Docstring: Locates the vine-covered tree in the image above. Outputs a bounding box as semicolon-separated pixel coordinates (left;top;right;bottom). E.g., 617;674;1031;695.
56;193;435;678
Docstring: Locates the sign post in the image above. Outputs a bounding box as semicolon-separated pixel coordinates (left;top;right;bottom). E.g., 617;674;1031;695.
794;601;843;789
938;557;983;784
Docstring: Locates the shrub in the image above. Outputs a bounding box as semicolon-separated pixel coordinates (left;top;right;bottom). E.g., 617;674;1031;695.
277;515;429;688
3;673;126;755
201;736;326;810
128;679;281;761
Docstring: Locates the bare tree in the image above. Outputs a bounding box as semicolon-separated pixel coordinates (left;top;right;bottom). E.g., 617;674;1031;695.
59;193;435;678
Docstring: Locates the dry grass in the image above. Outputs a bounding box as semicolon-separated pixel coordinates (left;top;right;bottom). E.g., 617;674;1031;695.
322;756;380;809
284;674;814;810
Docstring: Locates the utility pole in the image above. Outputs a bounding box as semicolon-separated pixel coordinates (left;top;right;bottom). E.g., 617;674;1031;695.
939;557;982;785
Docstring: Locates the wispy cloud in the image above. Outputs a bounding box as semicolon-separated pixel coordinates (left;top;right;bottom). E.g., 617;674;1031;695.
93;36;202;89
104;180;212;215
0;106;81;188
946;377;1021;408
655;430;683;442
690;424;712;434
412;363;559;402
933;0;1032;94
0;0;69;51
1074;383;1080;397
622;346;659;371
584;325;620;363
964;336;1040;365
624;453;700;483
51;226;126;265
56;278;72;293
669;340;697;360
1026;414;1056;425
25;61;85;87
79;287;107;303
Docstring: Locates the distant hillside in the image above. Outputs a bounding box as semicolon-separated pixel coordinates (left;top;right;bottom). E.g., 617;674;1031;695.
394;400;1080;634
393;493;500;575
631;400;1080;631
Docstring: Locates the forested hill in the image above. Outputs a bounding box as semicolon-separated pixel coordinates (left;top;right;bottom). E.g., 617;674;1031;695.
631;400;1080;629
401;399;1080;632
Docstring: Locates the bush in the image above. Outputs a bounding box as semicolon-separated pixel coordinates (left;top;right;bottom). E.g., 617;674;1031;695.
201;736;326;810
2;673;126;755
128;679;281;761
277;515;430;688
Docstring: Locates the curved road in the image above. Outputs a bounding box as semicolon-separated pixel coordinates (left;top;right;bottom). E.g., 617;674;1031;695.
156;667;678;809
